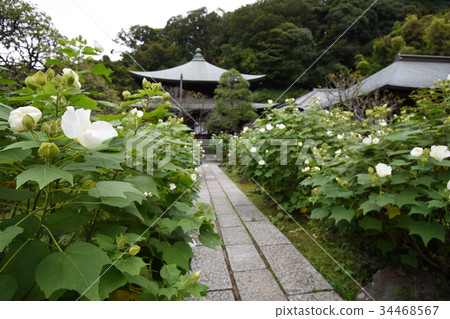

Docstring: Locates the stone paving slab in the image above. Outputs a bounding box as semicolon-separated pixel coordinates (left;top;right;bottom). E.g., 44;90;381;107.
214;205;236;215
217;213;242;227
244;220;291;246
220;226;253;245
234;205;268;222
225;244;266;271
228;195;254;206
190;246;232;291
190;157;341;301
211;197;231;206
269;259;333;295
289;291;342;301
234;269;287;301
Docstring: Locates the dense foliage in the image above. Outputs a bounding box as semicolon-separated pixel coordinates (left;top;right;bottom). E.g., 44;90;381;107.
116;0;449;91
0;0;62;73
223;81;449;271
0;41;220;300
205;69;258;134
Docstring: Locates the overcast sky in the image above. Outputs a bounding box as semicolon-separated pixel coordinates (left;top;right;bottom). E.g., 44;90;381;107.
29;0;257;60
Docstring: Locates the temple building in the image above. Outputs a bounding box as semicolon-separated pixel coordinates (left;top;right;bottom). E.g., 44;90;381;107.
304;55;450;109
129;49;266;134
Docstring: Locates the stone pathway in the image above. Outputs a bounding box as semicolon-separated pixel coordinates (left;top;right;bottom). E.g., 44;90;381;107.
189;158;342;301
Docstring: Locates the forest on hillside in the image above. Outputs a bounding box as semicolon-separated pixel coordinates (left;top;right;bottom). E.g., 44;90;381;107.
113;0;450;91
1;0;449;99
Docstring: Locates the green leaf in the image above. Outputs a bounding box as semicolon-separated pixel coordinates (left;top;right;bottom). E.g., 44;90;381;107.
68;95;101;111
124;175;159;198
409;221;445;247
410;176;436;189
35;242;111;300
319;186;353;198
0;240;50;300
198;224;222;248
93;234;117;252
0;275;17;301
0;226;24;251
330;206;354;224
84;151;125;170
400;254;418;268
16;166;74;189
310;207;329;219
359;200;382;214
160;264;181;284
123;273;159;294
178;218;202;233
98;267;126;300
427;200;447;209
0;184;34;201
370;193;395;207
0;103;13;121
394;189;420;208
358;216;382;232
408;202;432;217
45;58;63;66
0;78;20;86
88;181;143;199
91;64;113;81
162;242;194;271
2;141;41;151
114;256;147;276
46;208;91;232
82;46;97;55
376;239;394;255
0;148;32;163
390;172;411;185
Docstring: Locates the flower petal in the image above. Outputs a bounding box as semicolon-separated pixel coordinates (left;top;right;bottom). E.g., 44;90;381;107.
61;107;83;138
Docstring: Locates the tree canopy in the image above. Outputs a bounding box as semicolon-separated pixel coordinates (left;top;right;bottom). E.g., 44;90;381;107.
0;0;62;70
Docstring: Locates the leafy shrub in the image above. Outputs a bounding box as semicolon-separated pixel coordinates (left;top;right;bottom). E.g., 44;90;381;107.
231;83;449;269
0;40;220;301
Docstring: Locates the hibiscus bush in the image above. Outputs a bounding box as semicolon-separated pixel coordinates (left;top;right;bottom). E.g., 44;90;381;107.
0;39;220;300
231;83;449;269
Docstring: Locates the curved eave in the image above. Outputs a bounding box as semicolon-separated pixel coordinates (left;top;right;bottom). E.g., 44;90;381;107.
129;60;266;83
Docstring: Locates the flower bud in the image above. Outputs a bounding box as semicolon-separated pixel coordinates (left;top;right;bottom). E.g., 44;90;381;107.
66;73;76;86
142;78;150;89
371;176;378;183
58;38;66;46
38;142;60;162
41;122;51;136
46;68;55;81
368;167;374;174
122;90;131;99
25;76;38;89
116;235;128;250
162;92;171;101
86;56;94;64
22;114;37;131
128;245;141;256
151;82;161;91
421;157;428;164
82;179;96;190
34;71;47;86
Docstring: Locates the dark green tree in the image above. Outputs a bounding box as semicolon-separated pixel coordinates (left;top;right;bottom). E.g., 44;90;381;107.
206;69;257;134
0;0;62;71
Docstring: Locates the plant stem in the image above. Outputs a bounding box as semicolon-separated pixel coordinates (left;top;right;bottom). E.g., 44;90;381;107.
410;235;439;269
36;184;51;239
42;225;64;254
86;209;101;242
